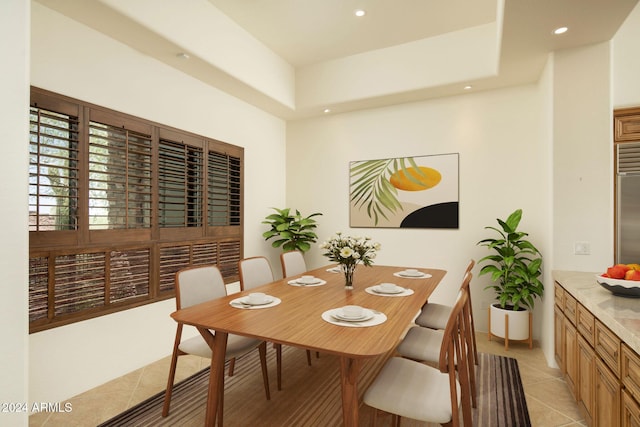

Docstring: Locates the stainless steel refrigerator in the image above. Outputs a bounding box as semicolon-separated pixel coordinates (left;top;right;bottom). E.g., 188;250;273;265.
617;141;640;264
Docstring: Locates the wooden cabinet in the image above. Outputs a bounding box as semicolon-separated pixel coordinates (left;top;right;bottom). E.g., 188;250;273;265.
554;280;640;426
565;319;579;397
578;334;596;426
623;390;640;427
595;320;621;377
623;344;640;403
596;357;621;427
615;107;640;142
564;292;578;326
577;303;595;347
555;303;565;371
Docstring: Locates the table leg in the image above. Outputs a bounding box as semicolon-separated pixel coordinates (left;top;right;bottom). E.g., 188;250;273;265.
340;356;361;427
197;327;228;427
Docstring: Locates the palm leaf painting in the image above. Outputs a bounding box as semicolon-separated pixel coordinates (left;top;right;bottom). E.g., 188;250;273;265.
350;157;433;226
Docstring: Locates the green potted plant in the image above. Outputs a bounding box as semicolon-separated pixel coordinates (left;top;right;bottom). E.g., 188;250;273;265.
477;209;543;348
262;208;322;253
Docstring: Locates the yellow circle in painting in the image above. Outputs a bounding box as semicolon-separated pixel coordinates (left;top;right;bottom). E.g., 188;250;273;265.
389;167;441;191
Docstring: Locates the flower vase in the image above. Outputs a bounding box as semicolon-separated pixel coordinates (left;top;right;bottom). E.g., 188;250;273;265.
343;264;356;289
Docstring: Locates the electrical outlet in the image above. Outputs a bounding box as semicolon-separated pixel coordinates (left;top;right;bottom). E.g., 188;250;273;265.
574;241;591;255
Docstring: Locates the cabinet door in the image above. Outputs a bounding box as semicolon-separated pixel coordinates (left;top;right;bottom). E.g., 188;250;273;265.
596;357;621;427
578;335;595;426
615;107;640;142
595;319;622;377
555;304;565;372
623;390;640;427
623;344;640;403
565;320;578;398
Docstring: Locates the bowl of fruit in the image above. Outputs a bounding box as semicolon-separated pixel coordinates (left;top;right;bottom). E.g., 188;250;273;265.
596;263;640;297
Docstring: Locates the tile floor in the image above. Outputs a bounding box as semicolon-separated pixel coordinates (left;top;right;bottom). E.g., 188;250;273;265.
29;332;585;426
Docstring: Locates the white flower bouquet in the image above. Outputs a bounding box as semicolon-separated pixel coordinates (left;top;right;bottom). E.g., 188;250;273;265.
320;233;381;288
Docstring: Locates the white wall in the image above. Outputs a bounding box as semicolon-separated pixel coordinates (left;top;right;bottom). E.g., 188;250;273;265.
28;3;286;404
552;42;613;273
0;1;30;426
613;3;640;108
287;83;552;344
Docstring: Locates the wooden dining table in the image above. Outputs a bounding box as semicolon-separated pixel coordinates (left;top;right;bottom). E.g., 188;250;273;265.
170;263;446;426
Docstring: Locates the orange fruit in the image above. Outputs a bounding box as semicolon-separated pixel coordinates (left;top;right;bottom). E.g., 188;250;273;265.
389;167;441;191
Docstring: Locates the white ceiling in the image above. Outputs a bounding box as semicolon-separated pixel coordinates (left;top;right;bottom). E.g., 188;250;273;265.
35;0;639;119
207;0;498;67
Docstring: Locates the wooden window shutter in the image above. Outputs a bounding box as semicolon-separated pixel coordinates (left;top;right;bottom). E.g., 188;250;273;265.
88;121;153;229
29;106;80;231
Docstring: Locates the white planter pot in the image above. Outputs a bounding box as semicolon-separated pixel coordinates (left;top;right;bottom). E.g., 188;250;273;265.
489;303;531;341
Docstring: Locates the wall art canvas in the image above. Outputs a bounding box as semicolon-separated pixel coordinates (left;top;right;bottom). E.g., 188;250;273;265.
349;153;459;228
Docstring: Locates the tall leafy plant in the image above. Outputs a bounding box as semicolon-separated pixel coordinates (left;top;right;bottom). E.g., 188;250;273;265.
262;208;322;253
477;209;543;310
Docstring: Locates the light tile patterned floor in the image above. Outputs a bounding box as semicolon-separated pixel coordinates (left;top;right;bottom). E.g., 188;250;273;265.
29;332;585;426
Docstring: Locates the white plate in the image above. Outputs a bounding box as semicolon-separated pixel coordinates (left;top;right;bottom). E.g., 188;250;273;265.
241;296;274;306
399;270;424;277
373;285;404;294
296;278;321;285
332;308;375;322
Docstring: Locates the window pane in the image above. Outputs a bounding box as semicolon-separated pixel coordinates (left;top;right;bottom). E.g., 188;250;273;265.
159;139;203;227
55;253;106;316
208;152;241;226
29;107;79;231
109;249;150;303
158;245;191;291
89;122;152;230
29;257;49;322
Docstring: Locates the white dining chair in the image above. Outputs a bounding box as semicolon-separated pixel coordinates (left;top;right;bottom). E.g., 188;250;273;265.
280;250;307;277
364;288;472;427
162;265;271;419
238;256;313;390
415;259;478;364
397;272;477;407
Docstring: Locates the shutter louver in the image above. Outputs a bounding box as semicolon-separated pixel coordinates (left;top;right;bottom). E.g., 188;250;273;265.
208;152;241;226
29;257;49;322
193;242;218;266
159;140;203;227
159;245;191;291
219;240;241;279
618;142;640;174
29;107;79;231
55;253;106;316
109;248;150;302
89;122;152;229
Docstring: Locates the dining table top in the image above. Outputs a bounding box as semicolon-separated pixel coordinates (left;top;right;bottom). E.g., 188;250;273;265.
171;264;447;359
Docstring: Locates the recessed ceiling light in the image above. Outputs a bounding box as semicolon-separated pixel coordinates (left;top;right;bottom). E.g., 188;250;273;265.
554;27;568;35
323;108;331;114
464;85;472;90
354;9;366;17
176;52;190;60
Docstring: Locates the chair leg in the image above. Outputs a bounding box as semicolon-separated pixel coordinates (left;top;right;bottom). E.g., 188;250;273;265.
306;349;312;366
259;341;271;400
162;350;179;417
162;325;183;417
228;357;236;376
275;343;283;390
316;351;320;359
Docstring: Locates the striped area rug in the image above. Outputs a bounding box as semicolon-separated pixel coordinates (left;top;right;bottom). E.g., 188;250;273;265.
474;352;531;427
99;348;530;426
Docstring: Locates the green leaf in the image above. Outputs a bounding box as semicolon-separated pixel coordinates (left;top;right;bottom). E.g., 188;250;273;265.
476;208;543;309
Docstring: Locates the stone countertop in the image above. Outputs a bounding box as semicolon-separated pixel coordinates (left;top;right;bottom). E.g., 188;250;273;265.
553;270;640;355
